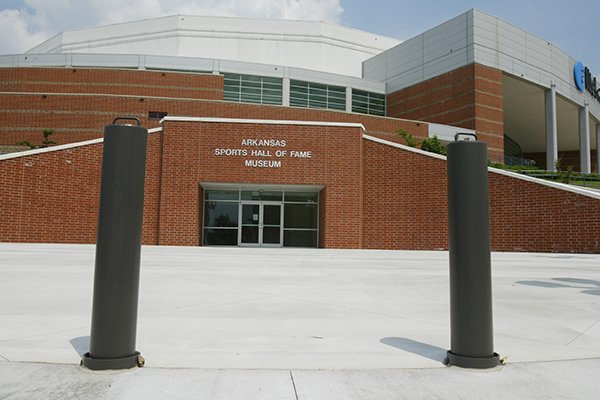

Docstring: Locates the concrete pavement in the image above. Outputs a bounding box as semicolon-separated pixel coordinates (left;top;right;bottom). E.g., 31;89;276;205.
1;243;599;399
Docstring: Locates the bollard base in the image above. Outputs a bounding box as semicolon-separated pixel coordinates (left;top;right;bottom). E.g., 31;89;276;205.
444;350;500;369
81;351;144;371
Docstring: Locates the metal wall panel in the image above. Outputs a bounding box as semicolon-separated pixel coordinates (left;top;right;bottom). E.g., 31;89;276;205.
145;55;214;72
423;16;468;64
371;8;599;121
423;48;469;81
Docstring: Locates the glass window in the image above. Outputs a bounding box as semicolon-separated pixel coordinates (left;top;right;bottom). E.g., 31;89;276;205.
242;204;260;225
241;191;282;201
205;190;239;201
204;228;238;246
284;203;318;229
263;205;281;226
202;187;319;248
290;80;346;112
148;111;168;120
352;89;386;116
290;97;308;108
284;230;318;247
241;191;261;201
204;202;239;227
241;226;259;244
290;80;308;93
224;73;282;106
263;227;281;244
284;191;318;203
241;91;262;104
224;74;241;102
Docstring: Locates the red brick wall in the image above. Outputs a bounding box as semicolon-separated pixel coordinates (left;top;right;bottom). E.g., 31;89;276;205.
0;67;223;147
157;120;364;248
362;138;600;253
387;63;504;162
0;93;427;147
0;67;223;99
0;67;427;147
141;133;163;245
2;119;598;253
362;141;448;250
0;133;162;245
489;172;600;253
0;145;102;244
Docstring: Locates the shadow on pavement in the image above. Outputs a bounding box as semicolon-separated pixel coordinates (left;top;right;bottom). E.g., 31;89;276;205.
516;278;600;296
380;337;446;364
69;336;90;358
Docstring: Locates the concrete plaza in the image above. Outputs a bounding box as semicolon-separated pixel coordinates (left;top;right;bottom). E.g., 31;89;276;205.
1;243;599;399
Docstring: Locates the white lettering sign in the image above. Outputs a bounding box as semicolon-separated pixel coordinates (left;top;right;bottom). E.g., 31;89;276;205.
241;139;287;147
213;138;313;168
214;148;248;156
245;159;282;168
290;150;312;158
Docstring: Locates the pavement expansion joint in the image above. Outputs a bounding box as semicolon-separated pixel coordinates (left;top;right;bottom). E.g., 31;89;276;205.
289;370;300;400
565;318;600;346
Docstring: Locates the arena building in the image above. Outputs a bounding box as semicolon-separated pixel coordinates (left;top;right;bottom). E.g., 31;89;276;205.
1;9;599;252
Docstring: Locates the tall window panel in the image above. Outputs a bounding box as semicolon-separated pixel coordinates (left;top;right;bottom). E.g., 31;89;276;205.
289;80;346;111
283;191;319;248
352;89;386;116
203;190;240;246
223;74;283;105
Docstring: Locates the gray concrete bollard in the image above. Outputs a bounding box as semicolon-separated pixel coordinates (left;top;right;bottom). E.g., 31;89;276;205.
82;117;148;370
445;134;500;369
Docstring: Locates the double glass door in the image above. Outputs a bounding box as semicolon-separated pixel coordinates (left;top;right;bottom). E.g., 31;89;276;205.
239;202;282;247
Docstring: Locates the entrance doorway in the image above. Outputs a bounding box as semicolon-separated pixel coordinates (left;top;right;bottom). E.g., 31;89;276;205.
201;184;322;248
240;202;282;247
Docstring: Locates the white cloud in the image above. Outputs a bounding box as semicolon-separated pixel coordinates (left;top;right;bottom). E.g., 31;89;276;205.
0;8;47;54
0;0;343;55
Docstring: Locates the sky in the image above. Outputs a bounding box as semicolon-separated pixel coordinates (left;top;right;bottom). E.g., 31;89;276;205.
1;0;599;73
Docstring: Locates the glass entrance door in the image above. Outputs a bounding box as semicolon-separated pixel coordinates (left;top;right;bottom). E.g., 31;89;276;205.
239;202;282;247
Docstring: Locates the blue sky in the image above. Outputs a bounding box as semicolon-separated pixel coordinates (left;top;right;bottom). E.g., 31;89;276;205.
1;0;599;73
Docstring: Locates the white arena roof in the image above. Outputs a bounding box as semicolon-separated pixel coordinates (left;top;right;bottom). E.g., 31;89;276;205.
27;14;401;78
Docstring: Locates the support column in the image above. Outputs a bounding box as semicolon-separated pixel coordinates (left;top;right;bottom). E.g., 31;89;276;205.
283;77;291;107
579;102;591;173
137;55;146;70
212;59;220;75
545;82;558;171
346;87;353;113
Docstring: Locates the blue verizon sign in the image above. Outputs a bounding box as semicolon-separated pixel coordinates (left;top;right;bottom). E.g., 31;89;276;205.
574;61;600;102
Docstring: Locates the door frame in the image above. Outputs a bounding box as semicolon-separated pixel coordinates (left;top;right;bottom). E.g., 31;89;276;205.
238;201;284;247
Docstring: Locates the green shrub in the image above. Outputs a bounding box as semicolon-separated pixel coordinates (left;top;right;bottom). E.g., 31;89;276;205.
487;162;538;171
420;136;447;156
397;128;418;147
16;129;56;149
397;129;448;156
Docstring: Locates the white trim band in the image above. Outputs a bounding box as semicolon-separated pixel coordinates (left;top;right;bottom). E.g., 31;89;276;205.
0;138;103;161
161;116;366;131
362;133;447;160
0;127;163;161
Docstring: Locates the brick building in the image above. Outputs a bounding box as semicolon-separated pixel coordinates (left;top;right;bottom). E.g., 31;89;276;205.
1;10;599;252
